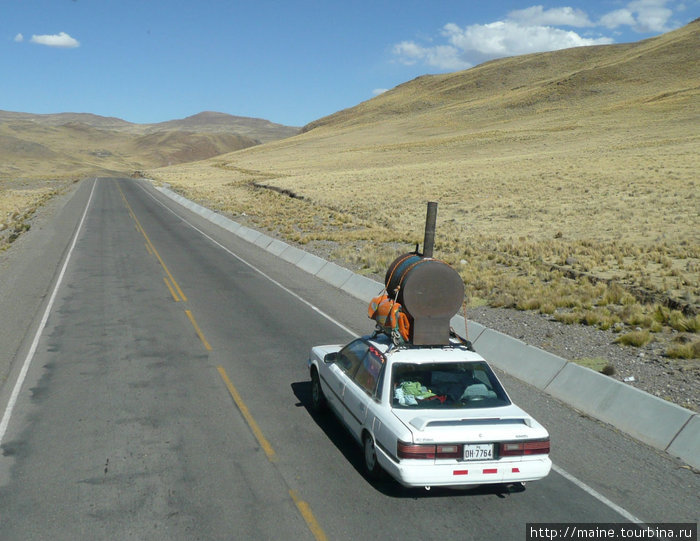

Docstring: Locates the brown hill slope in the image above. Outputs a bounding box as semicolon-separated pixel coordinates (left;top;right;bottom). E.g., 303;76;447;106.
149;21;699;346
0;111;298;181
0;111;297;253
303;19;698;131
0;120;259;181
151;111;299;142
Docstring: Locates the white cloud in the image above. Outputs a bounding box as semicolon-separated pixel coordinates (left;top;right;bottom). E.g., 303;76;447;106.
628;0;675;32
599;0;675;32
390;1;684;72
443;21;612;58
14;33;24;43
599;9;638;29
372;88;389;95
508;5;594;27
30;32;80;48
393;20;613;70
393;40;472;70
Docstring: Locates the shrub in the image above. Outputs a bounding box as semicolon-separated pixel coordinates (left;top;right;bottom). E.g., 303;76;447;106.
615;330;653;347
686;315;700;333
665;340;700;359
601;364;616;376
539;303;556;315
653;305;670;324
667;310;698;333
554;311;580;325
602;282;630;305
627;310;654;329
517;298;541;311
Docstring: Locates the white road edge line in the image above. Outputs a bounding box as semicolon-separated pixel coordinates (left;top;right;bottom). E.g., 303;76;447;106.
141;181;645;524
551;464;643;523
140;184;359;339
0;178;98;445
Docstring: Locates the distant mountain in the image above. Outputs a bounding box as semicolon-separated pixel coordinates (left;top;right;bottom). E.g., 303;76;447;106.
0;110;134;131
0;110;299;142
0;110;299;179
150;111;299;142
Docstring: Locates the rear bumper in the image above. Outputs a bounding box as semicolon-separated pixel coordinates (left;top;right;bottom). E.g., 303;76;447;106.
377;446;552;487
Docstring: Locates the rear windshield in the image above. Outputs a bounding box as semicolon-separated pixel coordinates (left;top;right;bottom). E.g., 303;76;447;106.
391;361;510;409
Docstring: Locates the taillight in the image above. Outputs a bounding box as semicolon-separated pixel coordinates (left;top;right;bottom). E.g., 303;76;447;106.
500;439;550;456
398;441;435;459
397;441;462;459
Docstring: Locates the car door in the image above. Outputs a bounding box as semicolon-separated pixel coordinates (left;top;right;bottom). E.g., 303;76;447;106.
343;344;386;441
328;339;369;426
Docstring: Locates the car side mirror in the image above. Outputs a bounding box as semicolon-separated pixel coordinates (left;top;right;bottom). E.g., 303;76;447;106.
324;352;337;363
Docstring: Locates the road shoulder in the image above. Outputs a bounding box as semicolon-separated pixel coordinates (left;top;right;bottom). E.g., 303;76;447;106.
0;179;90;411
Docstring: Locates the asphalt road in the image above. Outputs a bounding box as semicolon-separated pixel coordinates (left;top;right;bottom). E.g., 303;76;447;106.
0;178;697;540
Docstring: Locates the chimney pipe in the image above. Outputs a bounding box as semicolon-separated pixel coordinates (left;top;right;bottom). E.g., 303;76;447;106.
422;202;438;258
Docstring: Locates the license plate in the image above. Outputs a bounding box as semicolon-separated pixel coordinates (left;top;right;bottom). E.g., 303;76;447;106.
463;444;494;461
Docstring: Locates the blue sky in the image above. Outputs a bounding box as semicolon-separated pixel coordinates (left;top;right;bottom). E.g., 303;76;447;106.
2;0;698;127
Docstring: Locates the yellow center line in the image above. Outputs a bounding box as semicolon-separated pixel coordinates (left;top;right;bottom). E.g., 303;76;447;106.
185;310;212;350
216;367;327;539
289;490;329;541
118;184;188;302
163;276;181;302
120;183;325;539
216;366;276;461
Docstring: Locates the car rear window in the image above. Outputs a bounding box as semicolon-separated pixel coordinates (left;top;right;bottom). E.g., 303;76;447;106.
391;361;510;409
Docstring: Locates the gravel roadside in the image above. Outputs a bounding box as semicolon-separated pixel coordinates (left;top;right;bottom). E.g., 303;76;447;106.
466;306;698;413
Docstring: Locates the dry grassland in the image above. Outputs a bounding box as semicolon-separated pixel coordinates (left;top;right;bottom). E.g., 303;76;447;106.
149;23;699;359
0;178;75;249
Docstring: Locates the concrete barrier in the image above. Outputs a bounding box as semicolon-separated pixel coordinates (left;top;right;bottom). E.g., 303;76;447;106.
278;245;307;265
253;234;274;250
544;362;695;453
315;262;355;288
450;315;487;344
296;252;328;275
265;239;291;257
470;328;568;389
155;185;699;470
236;226;263;244
666;415;700;469
340;274;383;301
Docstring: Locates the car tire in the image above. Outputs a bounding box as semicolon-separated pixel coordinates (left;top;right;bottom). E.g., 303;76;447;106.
363;433;382;480
310;370;327;413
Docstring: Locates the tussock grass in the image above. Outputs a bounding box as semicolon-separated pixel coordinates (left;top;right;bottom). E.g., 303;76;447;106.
665;339;700;359
0;180;66;248
615;330;653;347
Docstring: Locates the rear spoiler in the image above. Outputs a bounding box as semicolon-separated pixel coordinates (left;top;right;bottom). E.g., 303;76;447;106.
409;416;532;431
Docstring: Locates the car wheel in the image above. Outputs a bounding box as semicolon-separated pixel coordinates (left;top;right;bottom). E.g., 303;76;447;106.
363;433;382;480
310;370;327;413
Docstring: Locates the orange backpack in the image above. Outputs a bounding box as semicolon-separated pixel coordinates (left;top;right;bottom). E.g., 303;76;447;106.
368;293;411;343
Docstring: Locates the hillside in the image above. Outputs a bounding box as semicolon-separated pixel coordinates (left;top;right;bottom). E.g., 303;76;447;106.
304;19;697;132
151;111;299;142
148;21;699;360
0;110;299;181
0;110;299;257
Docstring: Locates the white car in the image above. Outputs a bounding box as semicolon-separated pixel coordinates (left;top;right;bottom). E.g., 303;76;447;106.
308;333;551;489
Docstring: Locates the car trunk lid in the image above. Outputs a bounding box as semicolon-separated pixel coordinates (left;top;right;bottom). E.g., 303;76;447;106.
392;405;547;443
